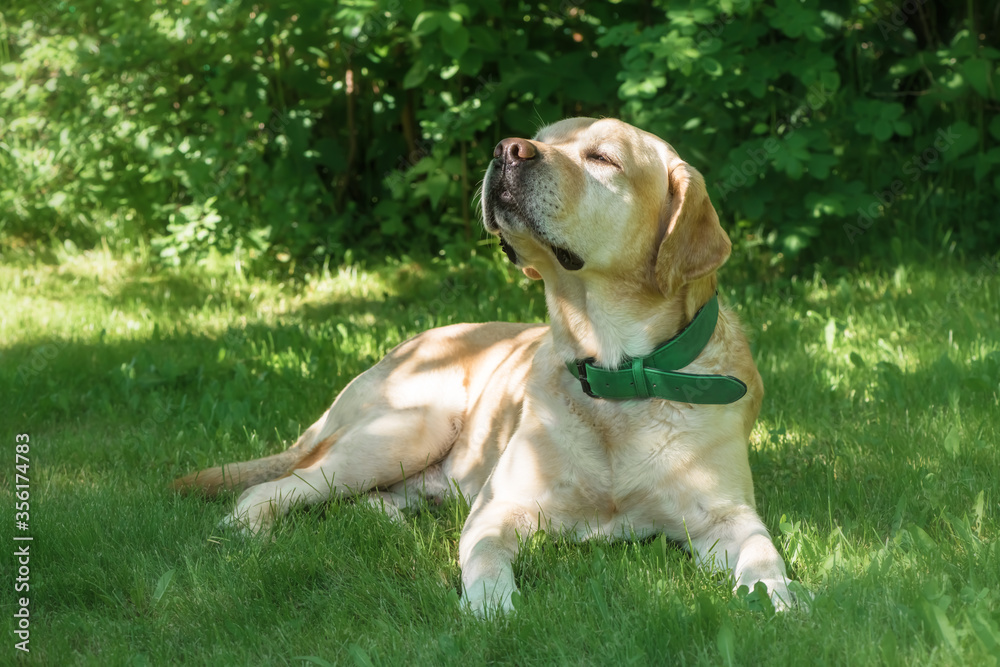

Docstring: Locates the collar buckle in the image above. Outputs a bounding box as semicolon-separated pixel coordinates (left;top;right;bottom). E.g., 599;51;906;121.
574;358;600;399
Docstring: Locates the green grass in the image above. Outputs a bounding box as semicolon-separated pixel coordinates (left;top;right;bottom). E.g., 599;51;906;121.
1;244;998;665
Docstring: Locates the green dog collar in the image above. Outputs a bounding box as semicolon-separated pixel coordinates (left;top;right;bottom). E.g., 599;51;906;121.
566;294;748;404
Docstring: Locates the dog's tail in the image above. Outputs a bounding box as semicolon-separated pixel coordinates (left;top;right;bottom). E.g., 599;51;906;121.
172;424;338;497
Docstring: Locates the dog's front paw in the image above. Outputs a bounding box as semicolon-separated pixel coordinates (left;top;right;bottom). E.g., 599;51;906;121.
743;578;811;612
462;577;517;618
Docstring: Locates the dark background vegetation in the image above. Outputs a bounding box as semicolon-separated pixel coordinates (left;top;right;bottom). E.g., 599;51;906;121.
1;0;997;272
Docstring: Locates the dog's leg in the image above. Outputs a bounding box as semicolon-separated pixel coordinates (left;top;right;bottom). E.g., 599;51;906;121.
459;495;534;617
689;507;797;610
223;408;461;534
362;463;455;521
457;432;545;618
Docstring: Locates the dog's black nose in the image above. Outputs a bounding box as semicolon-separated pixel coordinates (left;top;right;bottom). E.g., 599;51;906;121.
494;137;537;164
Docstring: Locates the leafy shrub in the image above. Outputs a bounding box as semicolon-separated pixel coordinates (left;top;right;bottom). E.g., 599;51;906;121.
605;0;1000;261
1;0;996;269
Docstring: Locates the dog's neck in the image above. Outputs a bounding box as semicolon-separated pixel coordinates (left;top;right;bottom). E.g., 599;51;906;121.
545;275;718;368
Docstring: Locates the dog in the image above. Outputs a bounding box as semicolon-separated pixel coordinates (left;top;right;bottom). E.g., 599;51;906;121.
174;117;798;614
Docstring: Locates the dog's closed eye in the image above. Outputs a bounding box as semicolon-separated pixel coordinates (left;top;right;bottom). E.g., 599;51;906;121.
587;152;619;168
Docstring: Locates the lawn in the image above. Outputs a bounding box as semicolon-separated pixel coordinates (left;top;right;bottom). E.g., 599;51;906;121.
2;243;998;665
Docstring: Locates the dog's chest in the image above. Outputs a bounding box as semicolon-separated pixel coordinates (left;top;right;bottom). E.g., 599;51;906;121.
554;413;701;538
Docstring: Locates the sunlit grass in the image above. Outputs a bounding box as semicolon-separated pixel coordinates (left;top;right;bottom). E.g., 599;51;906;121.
1;245;997;665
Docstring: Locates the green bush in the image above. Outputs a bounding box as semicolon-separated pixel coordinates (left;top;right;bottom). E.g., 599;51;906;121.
605;0;1000;262
1;0;997;269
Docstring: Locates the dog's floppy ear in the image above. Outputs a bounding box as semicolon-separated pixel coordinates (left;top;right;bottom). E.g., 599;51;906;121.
654;161;731;296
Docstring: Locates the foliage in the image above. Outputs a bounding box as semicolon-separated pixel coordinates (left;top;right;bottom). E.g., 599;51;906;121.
0;0;997;269
604;0;1000;261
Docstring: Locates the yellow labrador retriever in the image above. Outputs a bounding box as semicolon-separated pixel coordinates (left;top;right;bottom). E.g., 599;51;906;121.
175;117;797;613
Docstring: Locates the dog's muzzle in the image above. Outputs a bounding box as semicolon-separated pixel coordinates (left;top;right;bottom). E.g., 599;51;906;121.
484;137;585;271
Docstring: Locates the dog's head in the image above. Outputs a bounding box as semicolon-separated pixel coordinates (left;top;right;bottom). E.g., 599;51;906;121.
482;117;731;297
